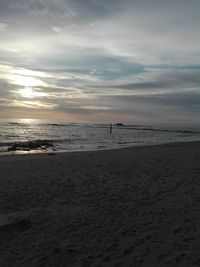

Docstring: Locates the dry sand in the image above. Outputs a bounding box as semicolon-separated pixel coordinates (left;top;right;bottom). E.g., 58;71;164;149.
0;142;200;267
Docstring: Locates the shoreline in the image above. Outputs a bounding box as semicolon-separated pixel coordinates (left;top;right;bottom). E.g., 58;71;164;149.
1;141;200;266
0;139;199;159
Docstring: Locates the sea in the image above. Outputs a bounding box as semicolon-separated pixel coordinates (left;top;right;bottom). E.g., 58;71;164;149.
0;119;199;155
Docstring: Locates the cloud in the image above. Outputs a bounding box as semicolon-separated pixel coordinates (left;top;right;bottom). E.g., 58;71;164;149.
0;22;8;32
91;68;199;92
51;26;63;33
0;0;199;124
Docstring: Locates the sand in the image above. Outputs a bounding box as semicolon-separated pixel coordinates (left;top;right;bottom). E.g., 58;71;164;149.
0;142;200;267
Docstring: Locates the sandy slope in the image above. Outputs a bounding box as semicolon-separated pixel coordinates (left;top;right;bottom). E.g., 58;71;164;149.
0;142;200;267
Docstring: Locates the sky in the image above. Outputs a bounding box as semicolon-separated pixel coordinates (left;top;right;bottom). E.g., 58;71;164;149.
0;0;199;125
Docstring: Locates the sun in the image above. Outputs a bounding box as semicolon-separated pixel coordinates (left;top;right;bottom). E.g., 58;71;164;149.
8;72;48;98
18;87;47;98
19;87;35;98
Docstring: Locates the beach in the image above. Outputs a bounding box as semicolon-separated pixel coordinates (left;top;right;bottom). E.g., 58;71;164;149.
0;141;200;266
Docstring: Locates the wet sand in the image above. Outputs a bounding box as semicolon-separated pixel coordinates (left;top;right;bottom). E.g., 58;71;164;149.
0;142;200;266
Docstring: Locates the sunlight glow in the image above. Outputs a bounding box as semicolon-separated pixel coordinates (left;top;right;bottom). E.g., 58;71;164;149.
19;118;40;124
12;68;50;78
10;74;45;87
13;100;57;109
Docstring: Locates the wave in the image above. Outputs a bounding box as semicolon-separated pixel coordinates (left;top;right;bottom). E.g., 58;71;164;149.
44;123;67;127
2;122;80;128
120;126;200;134
0;139;54;149
0;137;90;149
5;140;54;152
4;122;25;126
